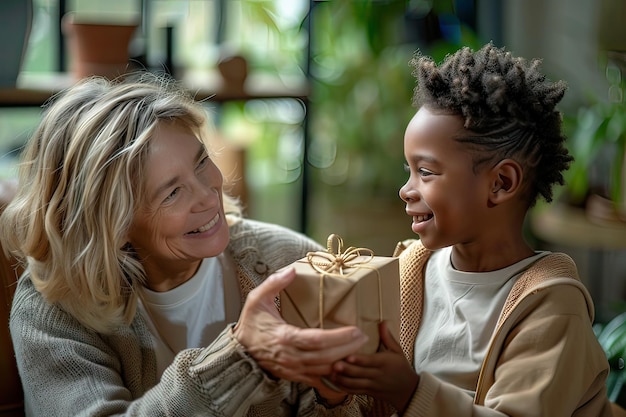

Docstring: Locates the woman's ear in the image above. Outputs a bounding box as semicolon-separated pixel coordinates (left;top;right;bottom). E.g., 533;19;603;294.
488;159;523;205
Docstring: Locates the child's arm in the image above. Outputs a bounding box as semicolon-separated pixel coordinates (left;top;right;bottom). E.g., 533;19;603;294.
331;283;612;416
330;321;420;414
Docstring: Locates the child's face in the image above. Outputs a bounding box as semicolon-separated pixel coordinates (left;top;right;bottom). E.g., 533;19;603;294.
399;107;493;250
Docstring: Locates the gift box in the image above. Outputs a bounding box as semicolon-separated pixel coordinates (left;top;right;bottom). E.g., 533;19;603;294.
280;234;400;354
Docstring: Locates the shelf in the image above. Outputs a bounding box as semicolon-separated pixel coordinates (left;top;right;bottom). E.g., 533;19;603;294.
0;70;309;107
183;69;309;102
530;203;626;250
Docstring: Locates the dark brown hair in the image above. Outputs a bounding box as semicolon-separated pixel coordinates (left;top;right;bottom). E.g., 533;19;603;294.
410;43;573;206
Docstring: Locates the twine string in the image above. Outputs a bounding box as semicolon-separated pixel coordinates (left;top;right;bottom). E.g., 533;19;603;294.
305;234;382;329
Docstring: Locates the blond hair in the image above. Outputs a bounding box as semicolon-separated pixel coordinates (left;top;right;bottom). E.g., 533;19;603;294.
0;74;241;333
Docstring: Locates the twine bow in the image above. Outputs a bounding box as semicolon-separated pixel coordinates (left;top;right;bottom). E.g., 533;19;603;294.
306;234;374;276
305;234;382;329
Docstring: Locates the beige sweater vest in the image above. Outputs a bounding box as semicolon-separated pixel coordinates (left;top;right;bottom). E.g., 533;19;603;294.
392;239;580;365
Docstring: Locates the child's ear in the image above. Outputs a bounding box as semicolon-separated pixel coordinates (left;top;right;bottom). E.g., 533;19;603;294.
488;159;523;205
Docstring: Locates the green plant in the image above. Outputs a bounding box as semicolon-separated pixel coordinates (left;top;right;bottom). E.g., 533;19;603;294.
594;311;626;404
566;93;626;209
308;1;482;199
307;1;414;198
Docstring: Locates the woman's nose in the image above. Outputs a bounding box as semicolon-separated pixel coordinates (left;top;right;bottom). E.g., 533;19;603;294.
199;160;223;189
193;169;222;209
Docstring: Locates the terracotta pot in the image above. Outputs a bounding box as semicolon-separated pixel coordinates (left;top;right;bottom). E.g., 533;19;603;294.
217;54;249;95
62;13;138;80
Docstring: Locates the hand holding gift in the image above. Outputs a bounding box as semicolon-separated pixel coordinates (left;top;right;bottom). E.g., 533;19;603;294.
234;266;368;403
280;234;401;354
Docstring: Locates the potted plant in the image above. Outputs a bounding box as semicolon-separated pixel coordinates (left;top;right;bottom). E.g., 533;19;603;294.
62;11;139;80
565;0;626;224
564;91;626;223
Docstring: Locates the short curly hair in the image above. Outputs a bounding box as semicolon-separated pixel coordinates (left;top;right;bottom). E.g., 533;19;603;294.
410;43;573;207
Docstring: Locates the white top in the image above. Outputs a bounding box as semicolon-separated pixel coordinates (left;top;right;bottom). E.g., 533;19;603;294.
413;246;548;395
138;255;237;379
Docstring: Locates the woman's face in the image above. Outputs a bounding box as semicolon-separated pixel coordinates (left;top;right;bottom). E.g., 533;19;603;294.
127;121;229;287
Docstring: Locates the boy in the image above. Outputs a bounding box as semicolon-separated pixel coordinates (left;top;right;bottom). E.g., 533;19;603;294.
329;44;618;416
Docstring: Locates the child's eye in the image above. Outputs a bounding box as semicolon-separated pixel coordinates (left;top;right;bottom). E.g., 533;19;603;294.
403;162;410;173
418;168;434;177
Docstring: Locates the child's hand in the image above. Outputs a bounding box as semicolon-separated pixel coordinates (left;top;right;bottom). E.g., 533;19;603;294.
329;321;420;413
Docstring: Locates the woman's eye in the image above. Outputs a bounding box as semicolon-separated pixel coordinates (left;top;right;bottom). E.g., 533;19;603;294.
164;187;180;202
197;155;209;170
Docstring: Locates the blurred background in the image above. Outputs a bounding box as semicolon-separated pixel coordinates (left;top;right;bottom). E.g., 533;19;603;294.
1;0;626;339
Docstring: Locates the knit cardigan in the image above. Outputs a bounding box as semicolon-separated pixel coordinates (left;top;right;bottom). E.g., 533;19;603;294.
9;218;373;417
380;239;615;417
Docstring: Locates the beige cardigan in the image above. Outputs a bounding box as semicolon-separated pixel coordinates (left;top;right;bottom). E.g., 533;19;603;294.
11;218;366;417
385;239;616;417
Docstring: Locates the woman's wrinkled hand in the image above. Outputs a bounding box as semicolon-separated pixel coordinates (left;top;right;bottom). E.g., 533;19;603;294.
233;267;368;394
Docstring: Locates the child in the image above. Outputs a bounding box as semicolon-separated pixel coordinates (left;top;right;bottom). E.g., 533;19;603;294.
328;43;619;416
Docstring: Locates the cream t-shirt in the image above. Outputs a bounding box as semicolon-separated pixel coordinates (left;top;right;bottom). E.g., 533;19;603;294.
138;254;241;378
413;246;548;396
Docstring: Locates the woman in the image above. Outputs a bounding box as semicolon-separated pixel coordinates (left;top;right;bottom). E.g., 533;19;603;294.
1;74;369;416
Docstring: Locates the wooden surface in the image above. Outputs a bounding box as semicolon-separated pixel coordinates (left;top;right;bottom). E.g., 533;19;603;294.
0;70;309;107
530;203;626;250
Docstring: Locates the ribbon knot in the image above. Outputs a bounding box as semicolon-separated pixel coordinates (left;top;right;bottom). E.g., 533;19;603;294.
303;234;383;329
306;234;374;276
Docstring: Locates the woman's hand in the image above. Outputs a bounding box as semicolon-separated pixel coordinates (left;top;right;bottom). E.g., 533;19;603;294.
329;321;420;413
233;267;368;394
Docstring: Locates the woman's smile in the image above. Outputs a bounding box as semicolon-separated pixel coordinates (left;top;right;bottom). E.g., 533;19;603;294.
127;120;230;288
186;212;222;235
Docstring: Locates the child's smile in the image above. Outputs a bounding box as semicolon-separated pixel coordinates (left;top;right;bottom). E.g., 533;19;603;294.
411;212;434;235
414;214;433;223
399;106;492;250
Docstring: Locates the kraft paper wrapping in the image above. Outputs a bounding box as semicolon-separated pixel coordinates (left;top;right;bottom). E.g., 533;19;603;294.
280;234;400;354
